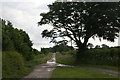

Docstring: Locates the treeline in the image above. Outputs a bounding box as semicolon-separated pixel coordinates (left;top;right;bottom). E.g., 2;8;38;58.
41;44;74;54
1;18;39;60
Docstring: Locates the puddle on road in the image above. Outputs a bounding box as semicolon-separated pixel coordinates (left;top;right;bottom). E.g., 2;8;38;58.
47;68;55;72
57;63;75;67
46;53;56;66
46;53;73;67
35;69;42;72
57;64;67;67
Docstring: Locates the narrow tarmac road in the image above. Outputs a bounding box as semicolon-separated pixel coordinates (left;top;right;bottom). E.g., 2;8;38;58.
23;53;57;78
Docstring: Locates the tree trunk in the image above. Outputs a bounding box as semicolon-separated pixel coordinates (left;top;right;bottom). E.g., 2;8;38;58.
76;44;87;63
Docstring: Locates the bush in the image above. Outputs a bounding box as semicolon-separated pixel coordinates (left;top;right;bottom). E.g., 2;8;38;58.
2;51;26;78
78;47;120;66
33;53;52;64
56;52;76;65
61;50;76;55
67;50;77;56
2;52;53;78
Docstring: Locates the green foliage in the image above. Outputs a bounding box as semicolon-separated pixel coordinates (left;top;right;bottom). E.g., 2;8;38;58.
79;47;119;66
41;44;74;54
1;18;48;78
19;43;33;60
2;51;53;78
24;53;52;71
32;48;40;54
67;50;77;56
61;50;76;56
1;18;33;60
52;44;74;53
41;47;53;54
2;52;26;78
56;47;120;67
56;52;76;65
32;53;52;64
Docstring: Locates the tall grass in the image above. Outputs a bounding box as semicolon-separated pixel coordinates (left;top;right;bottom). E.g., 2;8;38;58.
56;52;76;65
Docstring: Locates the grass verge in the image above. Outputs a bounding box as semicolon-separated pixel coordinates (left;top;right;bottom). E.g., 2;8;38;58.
52;67;117;78
56;52;76;65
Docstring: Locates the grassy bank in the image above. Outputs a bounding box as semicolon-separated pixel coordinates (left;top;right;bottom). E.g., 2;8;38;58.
2;51;52;78
52;67;117;78
56;52;120;71
56;52;76;65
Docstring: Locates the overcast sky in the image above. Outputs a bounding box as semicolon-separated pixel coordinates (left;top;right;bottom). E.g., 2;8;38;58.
0;0;119;51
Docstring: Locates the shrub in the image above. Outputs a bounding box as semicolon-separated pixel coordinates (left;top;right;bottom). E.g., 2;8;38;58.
56;52;76;65
2;51;26;78
78;47;120;66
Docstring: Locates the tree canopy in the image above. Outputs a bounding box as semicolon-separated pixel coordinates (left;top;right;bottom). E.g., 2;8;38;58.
38;2;120;51
1;18;37;60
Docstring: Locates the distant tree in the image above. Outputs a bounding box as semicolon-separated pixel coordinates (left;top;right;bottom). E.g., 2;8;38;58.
32;48;40;54
87;43;94;49
56;40;68;46
95;45;101;49
38;2;120;60
52;44;74;53
41;48;53;54
101;44;109;48
41;43;74;53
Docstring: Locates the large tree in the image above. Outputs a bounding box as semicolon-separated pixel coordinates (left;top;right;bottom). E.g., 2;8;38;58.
38;2;120;60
